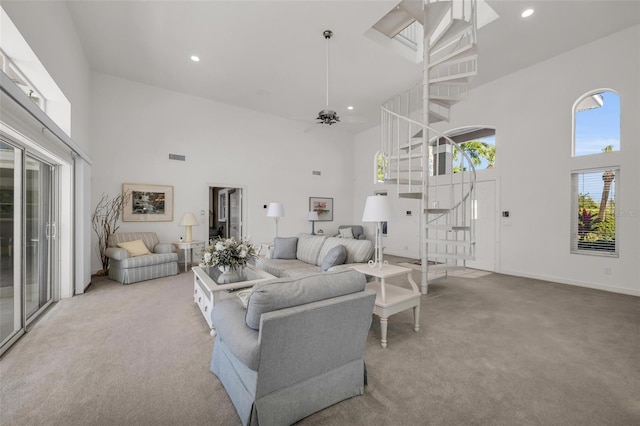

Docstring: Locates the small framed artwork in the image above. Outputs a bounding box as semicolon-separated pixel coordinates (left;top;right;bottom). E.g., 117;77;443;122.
122;183;174;222
309;197;333;221
218;188;228;222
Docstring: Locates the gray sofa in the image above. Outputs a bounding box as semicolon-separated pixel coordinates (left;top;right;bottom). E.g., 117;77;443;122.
105;232;178;284
210;269;376;426
255;233;374;278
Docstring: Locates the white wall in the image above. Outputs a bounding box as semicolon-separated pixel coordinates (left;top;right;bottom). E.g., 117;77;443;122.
354;25;640;296
90;73;355;273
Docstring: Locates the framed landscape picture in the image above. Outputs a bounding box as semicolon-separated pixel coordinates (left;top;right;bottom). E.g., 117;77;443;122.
122;183;174;222
309;197;333;221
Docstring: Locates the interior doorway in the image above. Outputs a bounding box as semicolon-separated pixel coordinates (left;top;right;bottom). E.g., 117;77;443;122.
209;186;243;241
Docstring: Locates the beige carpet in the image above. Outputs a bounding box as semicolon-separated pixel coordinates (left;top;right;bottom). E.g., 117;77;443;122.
1;264;639;425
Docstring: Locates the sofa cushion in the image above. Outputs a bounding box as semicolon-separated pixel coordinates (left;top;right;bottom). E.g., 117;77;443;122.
118;252;178;268
117;239;151;257
245;269;366;330
318;237;374;265
272;237;298;259
108;232;159;252
254;258;313;278
296;234;327;266
211;298;261;370
338;227;355;239
321;245;346;272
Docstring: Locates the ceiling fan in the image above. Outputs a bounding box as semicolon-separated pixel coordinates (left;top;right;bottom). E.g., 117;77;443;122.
316;29;340;126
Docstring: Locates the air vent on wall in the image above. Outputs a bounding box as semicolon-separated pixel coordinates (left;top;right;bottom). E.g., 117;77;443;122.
169;153;186;161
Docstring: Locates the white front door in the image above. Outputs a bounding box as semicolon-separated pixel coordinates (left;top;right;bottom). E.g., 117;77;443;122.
467;179;496;271
229;189;242;240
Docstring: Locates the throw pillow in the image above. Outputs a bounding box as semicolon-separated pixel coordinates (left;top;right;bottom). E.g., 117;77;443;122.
117;239;150;257
272;237;298;259
339;227;355;239
321;245;347;271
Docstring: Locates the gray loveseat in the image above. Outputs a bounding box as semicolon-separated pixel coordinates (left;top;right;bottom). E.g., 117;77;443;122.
210;269;376;426
105;232;178;284
255;233;374;278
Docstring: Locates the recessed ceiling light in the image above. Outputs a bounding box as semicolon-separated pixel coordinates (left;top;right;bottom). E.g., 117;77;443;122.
190;55;200;62
347;106;354;110
521;8;534;18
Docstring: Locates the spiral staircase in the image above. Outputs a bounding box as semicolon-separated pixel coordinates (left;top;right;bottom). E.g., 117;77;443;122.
375;0;479;294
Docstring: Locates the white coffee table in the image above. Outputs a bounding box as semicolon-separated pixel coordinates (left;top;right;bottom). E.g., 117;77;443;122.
192;264;275;335
351;263;421;348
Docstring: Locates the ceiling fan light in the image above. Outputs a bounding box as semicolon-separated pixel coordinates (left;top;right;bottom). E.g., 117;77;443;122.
317;109;340;125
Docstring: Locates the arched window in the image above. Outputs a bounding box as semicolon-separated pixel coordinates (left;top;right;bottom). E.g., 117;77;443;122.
374;150;387;183
573;90;620;156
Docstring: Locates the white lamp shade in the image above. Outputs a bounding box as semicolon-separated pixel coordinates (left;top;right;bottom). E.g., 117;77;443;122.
362;195;392;222
266;202;285;218
179;212;199;226
307;211;319;221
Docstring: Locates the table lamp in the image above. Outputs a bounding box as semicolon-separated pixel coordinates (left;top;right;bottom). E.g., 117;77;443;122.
307;211;319;235
179;212;199;242
266;202;285;238
362;195;391;269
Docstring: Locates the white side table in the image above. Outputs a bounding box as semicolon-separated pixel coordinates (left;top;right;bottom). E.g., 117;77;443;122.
351;263;421;348
173;240;205;272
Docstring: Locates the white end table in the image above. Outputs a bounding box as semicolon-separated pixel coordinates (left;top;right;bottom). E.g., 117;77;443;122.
173;240;205;272
351;263;421;348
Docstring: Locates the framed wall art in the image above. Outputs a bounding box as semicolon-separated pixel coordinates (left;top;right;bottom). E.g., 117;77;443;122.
309;197;333;221
122;183;174;222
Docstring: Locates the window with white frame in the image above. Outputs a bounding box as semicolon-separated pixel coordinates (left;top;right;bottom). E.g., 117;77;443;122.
573;90;620;157
571;168;618;256
0;48;46;111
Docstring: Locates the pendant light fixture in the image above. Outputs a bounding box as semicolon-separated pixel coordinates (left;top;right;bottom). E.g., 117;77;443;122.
316;30;340;125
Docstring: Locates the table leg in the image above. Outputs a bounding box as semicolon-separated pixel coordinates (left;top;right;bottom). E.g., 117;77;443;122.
380;316;388;348
413;304;420;332
183;248;188;272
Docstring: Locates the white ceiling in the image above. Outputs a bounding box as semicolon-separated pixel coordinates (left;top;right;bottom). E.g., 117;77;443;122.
65;0;640;133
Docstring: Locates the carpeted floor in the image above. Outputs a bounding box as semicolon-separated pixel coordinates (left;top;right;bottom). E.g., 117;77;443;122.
1;259;639;425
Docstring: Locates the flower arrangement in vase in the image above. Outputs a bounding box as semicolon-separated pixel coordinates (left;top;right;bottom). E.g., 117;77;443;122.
200;237;257;273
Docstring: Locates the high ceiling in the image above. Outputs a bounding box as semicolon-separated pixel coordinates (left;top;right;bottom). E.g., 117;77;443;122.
65;0;640;133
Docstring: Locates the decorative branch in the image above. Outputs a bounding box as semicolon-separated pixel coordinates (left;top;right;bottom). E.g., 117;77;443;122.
91;191;129;274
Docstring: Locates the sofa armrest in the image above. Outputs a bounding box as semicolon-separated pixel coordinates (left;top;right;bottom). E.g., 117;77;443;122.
154;243;175;254
105;247;130;261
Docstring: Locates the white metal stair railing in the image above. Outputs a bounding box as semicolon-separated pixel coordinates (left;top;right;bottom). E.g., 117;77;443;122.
380;106;476;294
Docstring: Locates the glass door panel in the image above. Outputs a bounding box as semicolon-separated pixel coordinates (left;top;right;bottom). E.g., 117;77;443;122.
24;155;52;320
0;141;19;344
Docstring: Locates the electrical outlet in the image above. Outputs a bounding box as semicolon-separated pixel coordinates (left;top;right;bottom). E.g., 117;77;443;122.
604;267;611;275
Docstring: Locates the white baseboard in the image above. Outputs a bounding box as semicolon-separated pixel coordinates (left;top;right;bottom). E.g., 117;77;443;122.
498;269;640;297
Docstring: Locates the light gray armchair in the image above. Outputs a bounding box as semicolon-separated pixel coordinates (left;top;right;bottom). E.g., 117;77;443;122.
210;269;375;426
106;232;178;284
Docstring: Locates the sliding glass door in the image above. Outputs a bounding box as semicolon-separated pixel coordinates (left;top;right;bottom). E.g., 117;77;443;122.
24;155;53;320
0;141;19;344
0;140;55;353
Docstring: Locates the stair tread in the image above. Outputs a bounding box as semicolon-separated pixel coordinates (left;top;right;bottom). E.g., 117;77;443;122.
430;43;476;68
385;178;422;185
427;252;473;260
373;7;415;39
399;192;423;199
431;19;472;52
427;264;466;271
425;239;473;246
422;1;452;36
426;224;471;231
